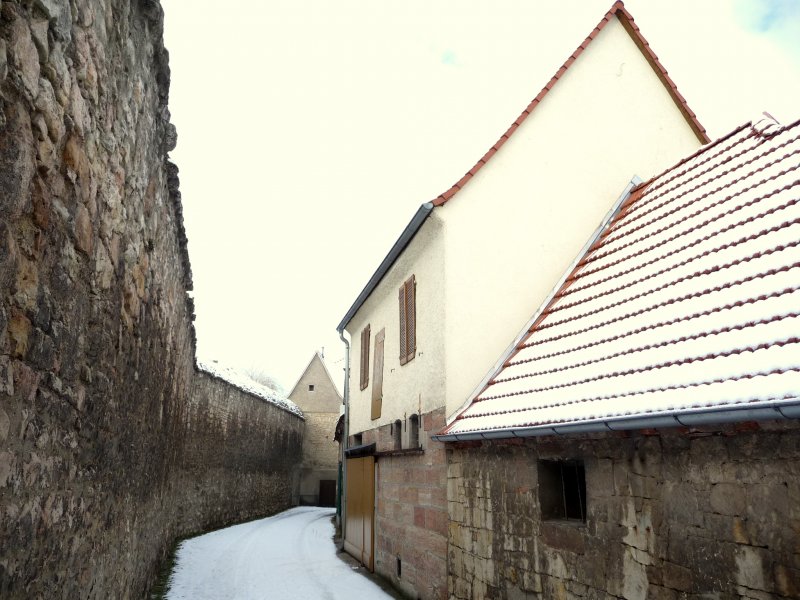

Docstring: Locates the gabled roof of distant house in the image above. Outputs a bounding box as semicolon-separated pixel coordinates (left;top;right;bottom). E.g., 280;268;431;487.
287;352;343;401
337;1;708;333
434;115;800;441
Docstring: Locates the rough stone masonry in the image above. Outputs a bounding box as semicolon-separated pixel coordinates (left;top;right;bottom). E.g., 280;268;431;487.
0;1;304;597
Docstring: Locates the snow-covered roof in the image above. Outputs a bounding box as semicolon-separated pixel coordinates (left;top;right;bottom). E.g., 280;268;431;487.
196;360;304;418
438;115;800;439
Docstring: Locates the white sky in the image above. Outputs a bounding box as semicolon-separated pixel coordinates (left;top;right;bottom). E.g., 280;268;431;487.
160;0;800;391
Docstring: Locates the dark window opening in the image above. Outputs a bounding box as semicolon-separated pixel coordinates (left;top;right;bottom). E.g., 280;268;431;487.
393;420;402;449
396;556;402;578
538;460;586;522
352;433;363;446
308;384;315;392
409;414;420;448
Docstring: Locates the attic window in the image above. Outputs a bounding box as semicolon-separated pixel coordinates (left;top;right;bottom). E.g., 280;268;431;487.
538;460;586;522
308;384;315;392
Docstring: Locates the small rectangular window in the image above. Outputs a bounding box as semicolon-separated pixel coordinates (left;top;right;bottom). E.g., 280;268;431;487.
538;460;586;522
308;384;315;392
360;325;370;390
398;275;416;365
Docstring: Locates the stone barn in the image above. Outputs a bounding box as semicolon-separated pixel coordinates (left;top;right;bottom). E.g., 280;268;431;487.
289;352;342;506
435;116;800;599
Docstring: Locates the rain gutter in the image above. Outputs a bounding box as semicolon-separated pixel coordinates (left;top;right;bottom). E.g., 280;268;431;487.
431;398;800;442
338;329;350;550
337;202;434;333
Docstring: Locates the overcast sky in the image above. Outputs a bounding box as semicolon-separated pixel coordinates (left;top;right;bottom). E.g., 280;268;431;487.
159;0;799;392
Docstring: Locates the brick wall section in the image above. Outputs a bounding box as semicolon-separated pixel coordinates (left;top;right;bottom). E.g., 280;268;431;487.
447;421;800;599
0;1;303;597
357;407;448;600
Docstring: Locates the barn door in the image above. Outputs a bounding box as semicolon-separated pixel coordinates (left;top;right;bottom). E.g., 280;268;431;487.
344;456;375;570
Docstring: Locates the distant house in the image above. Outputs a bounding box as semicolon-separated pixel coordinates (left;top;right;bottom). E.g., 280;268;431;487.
435;115;800;598
288;353;342;507
336;3;708;599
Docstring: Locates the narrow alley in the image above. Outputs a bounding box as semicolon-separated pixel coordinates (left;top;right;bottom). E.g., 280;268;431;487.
165;508;396;600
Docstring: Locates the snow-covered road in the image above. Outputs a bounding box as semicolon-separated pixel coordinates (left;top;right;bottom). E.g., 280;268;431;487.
166;507;392;600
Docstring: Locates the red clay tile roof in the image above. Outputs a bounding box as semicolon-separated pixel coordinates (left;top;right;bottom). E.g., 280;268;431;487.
431;1;710;208
439;115;800;438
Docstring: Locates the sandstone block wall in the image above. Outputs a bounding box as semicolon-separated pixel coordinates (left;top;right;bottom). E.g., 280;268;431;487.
297;410;338;505
447;422;800;600
356;407;448;600
0;1;303;597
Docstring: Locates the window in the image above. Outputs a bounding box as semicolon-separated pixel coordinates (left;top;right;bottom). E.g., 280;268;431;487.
398;275;416;365
371;329;385;420
352;433;363;446
408;414;420;448
393;420;402;449
538;460;586;522
308;384;315;392
360;325;370;390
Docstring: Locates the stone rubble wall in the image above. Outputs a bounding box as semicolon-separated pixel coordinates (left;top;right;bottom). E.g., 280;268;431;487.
447;422;800;600
0;1;303;597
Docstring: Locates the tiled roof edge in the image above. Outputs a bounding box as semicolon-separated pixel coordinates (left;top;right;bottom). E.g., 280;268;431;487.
431;1;709;208
612;3;710;145
433;398;800;442
634;116;800;201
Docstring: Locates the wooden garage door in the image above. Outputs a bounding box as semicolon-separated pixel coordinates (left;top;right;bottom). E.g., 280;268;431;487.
344;456;375;571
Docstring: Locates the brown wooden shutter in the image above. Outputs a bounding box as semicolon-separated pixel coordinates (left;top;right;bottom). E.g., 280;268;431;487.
371;329;384;420
360;325;370;390
399;275;416;365
399;284;407;365
407;275;416;361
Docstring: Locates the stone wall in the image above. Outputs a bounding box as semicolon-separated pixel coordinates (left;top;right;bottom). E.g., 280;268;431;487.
297;410;338;505
355;407;448;600
0;1;303;597
447;421;800;600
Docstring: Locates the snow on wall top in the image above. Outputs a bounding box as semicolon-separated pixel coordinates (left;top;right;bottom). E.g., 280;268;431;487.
196;360;304;418
442;115;800;437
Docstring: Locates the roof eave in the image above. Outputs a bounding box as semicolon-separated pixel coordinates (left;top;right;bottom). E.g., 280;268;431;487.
337;202;434;333
432;399;800;442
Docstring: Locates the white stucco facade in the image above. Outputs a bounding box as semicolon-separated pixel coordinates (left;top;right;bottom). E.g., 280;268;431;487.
439;16;703;417
343;13;705;434
345;215;446;435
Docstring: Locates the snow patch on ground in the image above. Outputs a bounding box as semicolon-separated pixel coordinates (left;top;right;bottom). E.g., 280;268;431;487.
166;507;392;600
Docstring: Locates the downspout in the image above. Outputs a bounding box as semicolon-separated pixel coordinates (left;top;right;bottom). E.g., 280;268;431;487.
338;328;350;551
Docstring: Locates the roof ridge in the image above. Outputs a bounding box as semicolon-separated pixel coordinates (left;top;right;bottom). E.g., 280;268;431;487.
430;1;709;208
